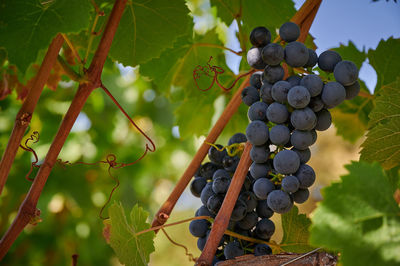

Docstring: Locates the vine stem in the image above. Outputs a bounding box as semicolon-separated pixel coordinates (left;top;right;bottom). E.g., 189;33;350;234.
196;142;252;265
0;0;127;260
151;73;251;229
0;34;64;196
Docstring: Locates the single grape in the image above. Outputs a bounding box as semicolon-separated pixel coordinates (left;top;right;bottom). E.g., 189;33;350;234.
267;190;293;213
304;48;318;68
224;241;244;260
250;145;270;163
222;155;240;172
195;205;214;217
290;107;317;130
212;176;231;194
239;191;258;211
248;101;268;121
292;188;310;203
291;147;311;164
284;41;309;67
228;133;247;145
281;175;300;193
310;129;317;145
241;86;260;106
250;71;263;89
237;211;258;230
207;194;224;214
208;144;227;165
290;130;314;150
345;80;360;100
308;96;324;112
318;50;342;72
287;85;311;108
256;200;274;218
231;199;248;221
253;177;275;199
250;162;271;179
269;125;290;146
246;120;269;146
263;65;284;84
273;149;300;174
190;177;207;197
197;236;207;251
286;75;302;87
267;102;289;124
250;26;271;47
271;80;291;103
260;82;274;104
333;60;359;86
296;164;316;188
279;22;300;42
315;109;332;131
261;43;284;66
321;81;346;108
247;47;267;69
254;244;272;256
213;169;231;180
199;162;221;179
255;218;275;239
189;219;209;237
200;182;215;205
300;74;323;97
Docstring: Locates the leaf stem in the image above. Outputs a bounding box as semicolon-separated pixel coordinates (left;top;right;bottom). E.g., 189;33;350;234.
61;33;83;65
358;90;374;99
57;55;83;82
195;43;242;56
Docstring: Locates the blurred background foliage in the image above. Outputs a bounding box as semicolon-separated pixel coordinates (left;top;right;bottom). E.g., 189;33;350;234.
0;0;399;265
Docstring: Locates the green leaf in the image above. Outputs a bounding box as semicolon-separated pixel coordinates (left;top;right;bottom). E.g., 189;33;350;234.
310;161;400;266
108;202;155;266
361;78;400;169
368;37;400;92
280;205;314;253
109;0;191;67
0;0;92;73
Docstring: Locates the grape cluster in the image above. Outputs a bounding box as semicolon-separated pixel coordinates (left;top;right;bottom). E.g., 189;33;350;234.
188;22;359;262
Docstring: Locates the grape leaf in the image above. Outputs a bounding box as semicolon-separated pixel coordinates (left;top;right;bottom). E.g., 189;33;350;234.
108;202;155;266
368;37;400;92
280;205;314;253
310;161;400;266
0;0;92;73
109;0;191;67
360;78;400;169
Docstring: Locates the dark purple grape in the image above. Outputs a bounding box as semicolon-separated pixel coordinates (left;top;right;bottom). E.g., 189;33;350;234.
247;47;267;69
250;145;270;163
318;50;342;72
345;80;360;100
260;82;274;104
290;107;317;130
287;85;311;109
248;101;268;121
263;65;284;84
321;82;346;108
253;178;275;199
208;144;227;165
279;22;300;42
333;60;359;86
262;43;284;66
315;109;332;131
284;41;309;67
273;149;300;174
250;27;271;47
267;190;293;213
292;188;310;203
190;177;207;197
300;74;323;97
242;86;260;106
255;218;275;239
304;48;318;68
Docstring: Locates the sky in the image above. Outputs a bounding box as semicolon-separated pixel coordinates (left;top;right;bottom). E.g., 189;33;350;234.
225;0;400;92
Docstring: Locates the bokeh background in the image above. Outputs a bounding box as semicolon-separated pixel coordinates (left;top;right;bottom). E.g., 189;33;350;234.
0;0;399;265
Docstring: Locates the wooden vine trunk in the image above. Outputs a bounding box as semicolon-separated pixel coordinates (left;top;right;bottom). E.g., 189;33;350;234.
151;0;324;265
